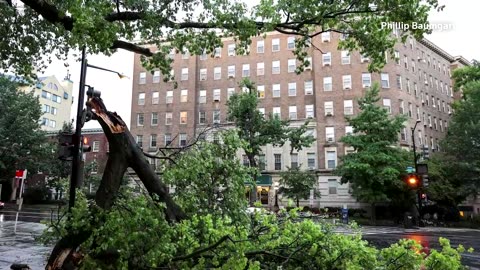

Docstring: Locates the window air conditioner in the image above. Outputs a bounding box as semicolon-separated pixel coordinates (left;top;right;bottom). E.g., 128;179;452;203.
326;112;333;116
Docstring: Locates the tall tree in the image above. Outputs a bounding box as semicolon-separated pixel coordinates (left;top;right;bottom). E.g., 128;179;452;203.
278;166;319;207
226;80;315;203
1;0;442;79
335;83;411;224
440;62;480;195
0;76;48;201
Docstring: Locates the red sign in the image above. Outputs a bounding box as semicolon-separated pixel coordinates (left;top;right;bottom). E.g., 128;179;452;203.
15;170;25;178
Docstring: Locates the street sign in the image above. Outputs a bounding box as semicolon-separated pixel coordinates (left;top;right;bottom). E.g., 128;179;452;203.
406;166;415;173
15;170;27;179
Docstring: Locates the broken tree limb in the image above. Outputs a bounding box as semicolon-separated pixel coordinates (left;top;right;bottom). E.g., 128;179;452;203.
46;96;185;270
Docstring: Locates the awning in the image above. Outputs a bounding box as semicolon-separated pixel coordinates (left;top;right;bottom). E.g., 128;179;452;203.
245;175;272;186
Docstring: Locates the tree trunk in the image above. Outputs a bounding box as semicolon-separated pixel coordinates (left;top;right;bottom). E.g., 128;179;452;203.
46;96;185;269
247;154;257;205
370;203;376;225
296;197;299;208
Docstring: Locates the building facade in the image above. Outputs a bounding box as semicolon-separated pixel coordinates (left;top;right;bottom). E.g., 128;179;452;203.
20;75;74;131
130;31;468;210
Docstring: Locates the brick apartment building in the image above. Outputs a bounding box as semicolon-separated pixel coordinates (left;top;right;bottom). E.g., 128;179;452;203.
130;30;470;209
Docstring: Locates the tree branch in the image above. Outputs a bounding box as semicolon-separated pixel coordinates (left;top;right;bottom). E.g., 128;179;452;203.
20;0;74;31
171;235;234;262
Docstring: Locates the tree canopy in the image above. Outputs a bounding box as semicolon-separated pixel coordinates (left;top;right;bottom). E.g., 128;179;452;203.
335;83;412;221
1;0;442;79
278;166;319;207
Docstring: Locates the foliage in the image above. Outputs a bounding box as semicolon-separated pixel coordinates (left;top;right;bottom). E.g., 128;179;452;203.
1;0;442;80
163;131;254;224
227;80;315;168
335;83;412;220
83;160;102;194
439;63;480;195
0;76;48;185
278;166;319;207
39;190;470;270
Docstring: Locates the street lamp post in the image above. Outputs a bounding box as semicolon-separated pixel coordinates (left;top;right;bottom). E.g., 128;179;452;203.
410;119;423;224
68;48;127;212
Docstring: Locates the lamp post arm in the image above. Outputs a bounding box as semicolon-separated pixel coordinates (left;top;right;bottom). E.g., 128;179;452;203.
87;63;124;78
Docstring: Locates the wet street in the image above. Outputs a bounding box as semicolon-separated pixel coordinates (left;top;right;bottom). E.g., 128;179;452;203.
1;206;480;269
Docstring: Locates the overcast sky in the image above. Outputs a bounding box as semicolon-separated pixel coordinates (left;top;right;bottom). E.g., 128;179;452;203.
42;0;479;130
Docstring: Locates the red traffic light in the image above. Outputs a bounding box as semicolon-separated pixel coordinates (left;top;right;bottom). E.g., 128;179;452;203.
406;174;421;188
83;136;88;145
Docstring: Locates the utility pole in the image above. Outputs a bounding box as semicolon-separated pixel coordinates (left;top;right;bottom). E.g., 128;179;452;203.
411;119;423;225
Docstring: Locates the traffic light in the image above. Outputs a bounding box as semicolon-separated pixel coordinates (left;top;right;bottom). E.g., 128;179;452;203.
406;174;421;189
81;136;92;153
58;132;74;161
421;193;427;201
422;146;430;160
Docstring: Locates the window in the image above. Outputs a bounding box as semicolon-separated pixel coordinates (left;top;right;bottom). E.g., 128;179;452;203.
42;104;50;113
179;133;187;146
227;88;235;99
344;100;353;115
406;79;411;93
321;32;330;42
180;90;188;102
304;57;312;70
289;106;297;120
408;103;413;117
323;77;332;91
165;112;172;125
399;100;405;114
257;85;265;98
305;105;314;118
213;110;220;124
165;134;172;146
180;68;188;80
272;38;280;51
272;84;281;97
199;111;206;124
213;89;221;101
396;75;403;90
136;135;143;147
259;155;266;171
287;36;295;49
440;120;443;132
52;94;61;103
326;127;335;142
242;64;250;77
383;99;391;113
200;50;207;60
242;155;250;166
288;82;296;96
326;151;337;169
257;62;264;76
404;55;408;69
361;54;369;62
139;72;146;84
228;44;235;56
93;141;101;152
362;73;372;88
150;135;157;148
63;92;69;99
214;67;221;80
401;128;407;141
346;126;353;135
305;80;313;95
290;153;298;168
199;90;207;103
166;91;173;104
257;40;264;53
200;68;207;81
307;153;316;169
411;60;416;72
322;52;331;66
51;107;57;115
168;48;175;59
137;113;144;126
342;75;352;89
381;73;390;88
272;60;280;74
214;47;222;58
341;51;350;64
180;111;187;124
288;59;296;73
414;83;418;97
273;107;281;119
394;51;400;65
258;108;265;117
328;179;337;194
324;101;334;116
153;71;160;83
41;118;49;126
151;112;158;126
182;49;190;59
416;106;421;120
274;154;282;170
227;65;235;78
152;92;159;104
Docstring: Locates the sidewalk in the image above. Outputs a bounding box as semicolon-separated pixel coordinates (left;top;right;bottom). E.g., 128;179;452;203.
0;221;51;269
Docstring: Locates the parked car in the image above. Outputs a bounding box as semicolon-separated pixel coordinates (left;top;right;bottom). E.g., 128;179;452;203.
0;201;4;209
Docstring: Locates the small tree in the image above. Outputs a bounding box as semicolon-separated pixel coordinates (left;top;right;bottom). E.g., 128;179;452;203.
279;166;319;207
227;80;315;203
335;83;410;224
